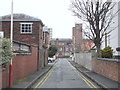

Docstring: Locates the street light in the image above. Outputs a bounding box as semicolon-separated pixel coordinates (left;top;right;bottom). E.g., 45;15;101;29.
9;0;13;88
73;36;76;62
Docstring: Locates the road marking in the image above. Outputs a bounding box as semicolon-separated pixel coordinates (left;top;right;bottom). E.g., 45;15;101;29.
67;60;98;89
34;67;53;88
77;71;98;88
40;69;53;88
81;77;93;88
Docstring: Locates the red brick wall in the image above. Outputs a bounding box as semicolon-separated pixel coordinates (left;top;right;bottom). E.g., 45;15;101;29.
12;46;38;82
45;50;48;66
72;24;82;51
1;63;10;88
92;58;120;82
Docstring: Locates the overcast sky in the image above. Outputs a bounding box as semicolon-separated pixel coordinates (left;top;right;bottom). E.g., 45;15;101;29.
0;0;81;39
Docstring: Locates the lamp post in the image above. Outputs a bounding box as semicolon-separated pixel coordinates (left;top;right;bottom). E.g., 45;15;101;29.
73;36;76;62
9;0;13;88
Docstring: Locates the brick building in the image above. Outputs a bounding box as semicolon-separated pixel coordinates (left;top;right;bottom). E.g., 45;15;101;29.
81;39;94;51
72;24;94;52
50;38;73;58
0;14;48;88
43;26;52;47
72;24;83;53
1;14;43;46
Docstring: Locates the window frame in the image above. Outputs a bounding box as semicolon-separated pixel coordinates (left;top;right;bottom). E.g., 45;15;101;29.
20;23;33;34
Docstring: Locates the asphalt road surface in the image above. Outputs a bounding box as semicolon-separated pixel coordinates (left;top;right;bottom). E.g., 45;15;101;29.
33;58;99;89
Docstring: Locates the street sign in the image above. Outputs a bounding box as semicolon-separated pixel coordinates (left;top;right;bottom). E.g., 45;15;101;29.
43;26;49;32
0;31;4;38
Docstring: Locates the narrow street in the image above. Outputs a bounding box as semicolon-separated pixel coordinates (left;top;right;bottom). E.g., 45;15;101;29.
32;58;99;88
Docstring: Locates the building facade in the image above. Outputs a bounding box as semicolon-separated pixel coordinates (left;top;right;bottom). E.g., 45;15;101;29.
101;1;120;58
1;14;43;46
72;24;83;53
43;26;52;47
50;38;73;58
72;23;94;52
1;14;46;67
0;14;48;88
81;39;94;51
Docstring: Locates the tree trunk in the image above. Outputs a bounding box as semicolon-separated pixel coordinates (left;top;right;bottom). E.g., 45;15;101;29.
95;33;101;57
96;43;101;57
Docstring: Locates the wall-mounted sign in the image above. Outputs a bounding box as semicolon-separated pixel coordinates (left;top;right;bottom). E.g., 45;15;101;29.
0;31;4;38
43;26;49;32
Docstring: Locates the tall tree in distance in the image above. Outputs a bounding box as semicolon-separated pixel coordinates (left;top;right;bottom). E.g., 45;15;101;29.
48;45;58;57
70;0;119;56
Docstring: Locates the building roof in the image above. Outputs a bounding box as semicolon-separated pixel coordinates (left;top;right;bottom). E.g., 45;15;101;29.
0;13;44;25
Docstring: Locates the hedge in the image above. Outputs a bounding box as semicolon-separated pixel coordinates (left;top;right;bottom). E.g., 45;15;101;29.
100;46;113;58
0;38;13;65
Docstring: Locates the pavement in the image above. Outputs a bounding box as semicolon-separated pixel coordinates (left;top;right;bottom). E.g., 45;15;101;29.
69;59;120;90
12;61;56;88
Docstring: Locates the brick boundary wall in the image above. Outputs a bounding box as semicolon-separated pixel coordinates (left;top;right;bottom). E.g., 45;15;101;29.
92;58;120;82
75;52;92;71
1;63;9;88
12;46;38;82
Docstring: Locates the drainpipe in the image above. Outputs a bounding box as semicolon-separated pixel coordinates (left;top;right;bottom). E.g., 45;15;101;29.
37;46;40;71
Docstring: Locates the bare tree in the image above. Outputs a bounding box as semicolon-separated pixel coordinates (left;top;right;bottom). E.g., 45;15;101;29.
70;0;118;56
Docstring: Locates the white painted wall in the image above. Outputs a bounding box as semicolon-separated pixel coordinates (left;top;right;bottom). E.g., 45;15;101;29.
118;1;120;55
75;52;92;71
101;1;120;56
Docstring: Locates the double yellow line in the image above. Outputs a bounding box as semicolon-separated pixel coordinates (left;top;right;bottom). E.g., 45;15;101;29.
34;67;53;88
76;70;98;89
67;60;98;89
30;60;99;89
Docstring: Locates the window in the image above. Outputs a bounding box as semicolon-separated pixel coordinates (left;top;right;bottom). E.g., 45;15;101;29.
13;43;20;51
70;48;73;51
13;42;31;54
66;48;69;51
59;48;62;51
65;52;70;56
20;23;33;33
20;45;30;52
59;43;64;45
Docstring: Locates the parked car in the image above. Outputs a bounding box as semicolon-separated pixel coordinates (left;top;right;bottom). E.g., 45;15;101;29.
70;55;73;58
48;57;55;63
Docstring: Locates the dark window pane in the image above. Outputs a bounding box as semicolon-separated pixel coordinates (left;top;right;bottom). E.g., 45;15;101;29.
26;24;28;27
22;30;24;32
26;27;28;29
22;27;24;29
22;24;24;27
25;30;28;32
